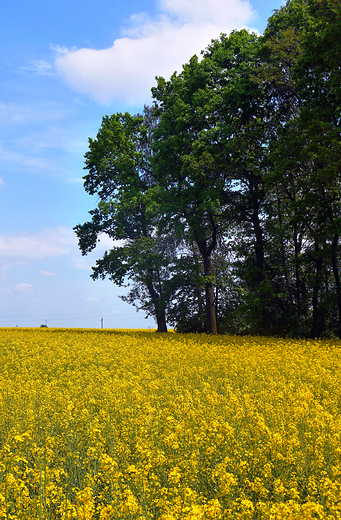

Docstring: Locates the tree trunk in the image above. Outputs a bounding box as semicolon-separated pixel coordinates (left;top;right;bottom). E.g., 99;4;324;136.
310;240;323;339
294;227;301;315
252;211;272;335
203;253;218;335
155;310;168;332
331;233;341;338
196;232;218;335
277;196;290;289
146;269;167;332
311;282;321;339
195;214;218;335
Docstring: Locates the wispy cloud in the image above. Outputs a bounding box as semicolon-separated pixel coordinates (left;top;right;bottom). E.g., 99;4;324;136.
70;233;117;271
0;227;75;264
54;0;257;105
0;112;87;178
20;60;54;76
0;101;81;176
0;143;57;172
0;227;116;273
14;283;34;292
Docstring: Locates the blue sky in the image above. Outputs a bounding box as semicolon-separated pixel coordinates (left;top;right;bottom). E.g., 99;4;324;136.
0;0;284;328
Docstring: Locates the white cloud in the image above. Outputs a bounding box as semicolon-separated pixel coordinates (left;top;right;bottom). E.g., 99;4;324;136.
0;143;57;172
0;178;5;187
14;283;33;292
0;227;75;265
71;255;94;271
15;126;86;157
158;0;254;24
51;44;77;56
85;296;99;302
70;233;117;271
96;234;118;249
0;226;117;275
20;60;54;76
54;0;257;105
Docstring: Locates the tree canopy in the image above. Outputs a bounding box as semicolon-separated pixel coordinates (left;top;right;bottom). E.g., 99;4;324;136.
75;0;341;337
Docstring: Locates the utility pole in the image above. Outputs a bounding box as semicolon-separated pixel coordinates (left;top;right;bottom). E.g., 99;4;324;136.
101;317;103;329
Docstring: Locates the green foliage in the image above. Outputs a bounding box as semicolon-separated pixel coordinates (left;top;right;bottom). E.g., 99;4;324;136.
74;107;174;332
75;0;341;337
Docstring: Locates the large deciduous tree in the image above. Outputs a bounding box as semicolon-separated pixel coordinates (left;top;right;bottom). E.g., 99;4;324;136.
74;107;173;332
152;29;277;334
151;55;226;334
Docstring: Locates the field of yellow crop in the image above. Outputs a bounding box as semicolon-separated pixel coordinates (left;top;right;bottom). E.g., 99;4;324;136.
0;328;341;519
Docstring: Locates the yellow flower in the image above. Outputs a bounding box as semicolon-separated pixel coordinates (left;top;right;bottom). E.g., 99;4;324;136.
168;466;182;485
0;328;341;518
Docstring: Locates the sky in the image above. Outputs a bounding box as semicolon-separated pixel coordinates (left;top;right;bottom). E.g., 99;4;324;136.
0;0;284;329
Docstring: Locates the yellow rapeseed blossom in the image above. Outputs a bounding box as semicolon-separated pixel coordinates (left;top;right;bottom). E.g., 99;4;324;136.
0;328;341;518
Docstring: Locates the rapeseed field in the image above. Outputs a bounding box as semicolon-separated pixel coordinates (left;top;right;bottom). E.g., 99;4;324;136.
0;329;340;519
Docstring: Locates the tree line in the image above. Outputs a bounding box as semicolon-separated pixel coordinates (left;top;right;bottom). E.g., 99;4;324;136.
74;0;341;337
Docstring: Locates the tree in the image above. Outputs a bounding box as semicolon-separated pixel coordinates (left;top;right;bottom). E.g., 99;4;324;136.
166;238;237;333
74;107;174;332
262;0;341;337
151;30;273;333
74;0;341;337
152;56;226;334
